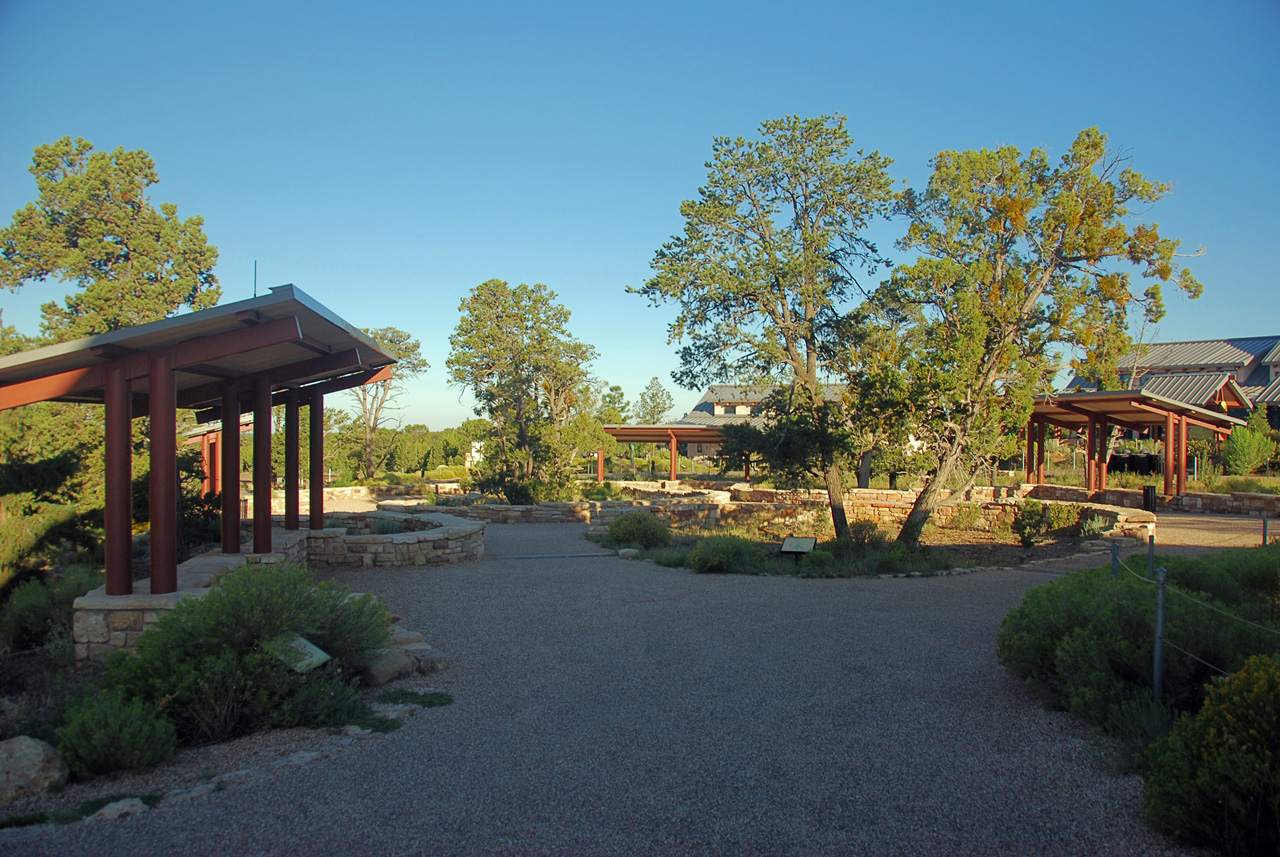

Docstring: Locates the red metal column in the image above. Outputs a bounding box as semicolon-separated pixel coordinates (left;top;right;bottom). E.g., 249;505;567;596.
1177;414;1188;495
253;375;273;553
200;433;213;495
284;390;300;530
148;352;177;594
668;433;678;482
1025;422;1034;483
1098;418;1110;491
1164;410;1175;496
1036;420;1047;484
221;386;241;554
596;447;604;483
1085;419;1096;491
103;364;132;596
309;388;325;529
208;436;220;496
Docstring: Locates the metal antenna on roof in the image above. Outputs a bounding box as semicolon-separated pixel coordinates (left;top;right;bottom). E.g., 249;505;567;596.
253;261;258;297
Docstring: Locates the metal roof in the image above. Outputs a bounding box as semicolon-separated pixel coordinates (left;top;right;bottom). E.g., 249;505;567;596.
0;284;397;413
1121;335;1280;372
1256;376;1280;405
1265;341;1280;365
1137;373;1250;409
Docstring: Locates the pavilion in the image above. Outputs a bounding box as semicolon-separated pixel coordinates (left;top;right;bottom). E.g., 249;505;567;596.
0;285;397;597
1025;389;1244;496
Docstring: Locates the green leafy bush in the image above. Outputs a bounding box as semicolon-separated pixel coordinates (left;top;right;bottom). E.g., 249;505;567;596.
1223;408;1278;477
689;536;760;574
843;520;887;552
798;549;836;576
1078;514;1109;539
580;482;619;501
941;503;983;530
1;566;103;653
608;511;672;549
1143;654;1280;855
997;546;1280;738
1011;500;1052;547
55;690;177;777
106;562;389;744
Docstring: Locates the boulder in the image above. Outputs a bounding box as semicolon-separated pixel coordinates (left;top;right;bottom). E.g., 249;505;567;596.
0;736;68;803
360;649;418;686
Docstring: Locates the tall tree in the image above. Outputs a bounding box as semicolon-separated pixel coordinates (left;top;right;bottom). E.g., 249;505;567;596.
597;384;630;424
634;115;893;539
633;377;674;424
0;137;220;340
880;128;1202;546
347;327;428;480
447;279;598;497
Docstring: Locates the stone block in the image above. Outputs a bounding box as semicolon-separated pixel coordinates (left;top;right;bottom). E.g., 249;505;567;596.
73;610;109;644
360;649;418;686
108;610;143;632
108;631;127;648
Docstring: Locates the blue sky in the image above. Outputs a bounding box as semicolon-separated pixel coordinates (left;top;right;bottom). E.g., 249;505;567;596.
2;0;1277;429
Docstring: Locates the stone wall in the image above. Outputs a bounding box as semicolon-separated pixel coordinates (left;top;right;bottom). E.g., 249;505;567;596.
73;513;483;662
1027;484;1280;517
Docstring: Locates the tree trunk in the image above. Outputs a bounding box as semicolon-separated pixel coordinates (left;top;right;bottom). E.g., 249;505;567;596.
823;460;850;541
898;439;965;548
857;449;872;489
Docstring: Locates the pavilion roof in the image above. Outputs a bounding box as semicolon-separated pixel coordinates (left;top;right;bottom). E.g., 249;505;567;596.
0;284;397;415
1032;389;1245;435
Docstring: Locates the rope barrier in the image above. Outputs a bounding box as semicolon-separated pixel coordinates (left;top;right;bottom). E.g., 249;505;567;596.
1161;638;1231;676
1162;586;1280;638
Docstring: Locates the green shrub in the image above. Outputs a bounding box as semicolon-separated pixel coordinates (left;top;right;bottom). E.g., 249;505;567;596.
643;547;691;568
371;516;403;535
580;482;619;501
798;549;836;576
1143;654;1280;855
1011;500;1052;547
608;511;672;549
689;536;760;574
844;520;888;552
106;562;389;744
942;503;983;530
997;547;1280;738
1078;514;1109;539
1223;408;1278;477
0;566;103;653
55;690;177;778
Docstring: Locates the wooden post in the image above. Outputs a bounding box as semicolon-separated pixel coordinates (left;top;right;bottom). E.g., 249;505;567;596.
221;385;241;554
596;447;604;483
744;456;751;483
253;375;273;554
1164;410;1175;496
668;433;678;482
148;352;178;594
284;390;300;530
103;364;132;596
309;388;325;529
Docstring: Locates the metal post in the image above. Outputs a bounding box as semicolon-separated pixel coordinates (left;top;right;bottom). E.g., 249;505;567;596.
1112;541;1119;580
1148;534;1155;579
1153;566;1167;701
1264;517;1269;546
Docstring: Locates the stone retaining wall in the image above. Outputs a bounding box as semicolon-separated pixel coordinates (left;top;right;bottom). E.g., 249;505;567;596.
1027;484;1280;517
73;512;483;662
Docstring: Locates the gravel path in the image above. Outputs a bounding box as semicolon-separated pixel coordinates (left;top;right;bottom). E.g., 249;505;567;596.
4;522;1217;856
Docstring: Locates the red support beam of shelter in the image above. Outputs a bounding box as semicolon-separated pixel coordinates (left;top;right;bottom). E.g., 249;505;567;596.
0;285;397;598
